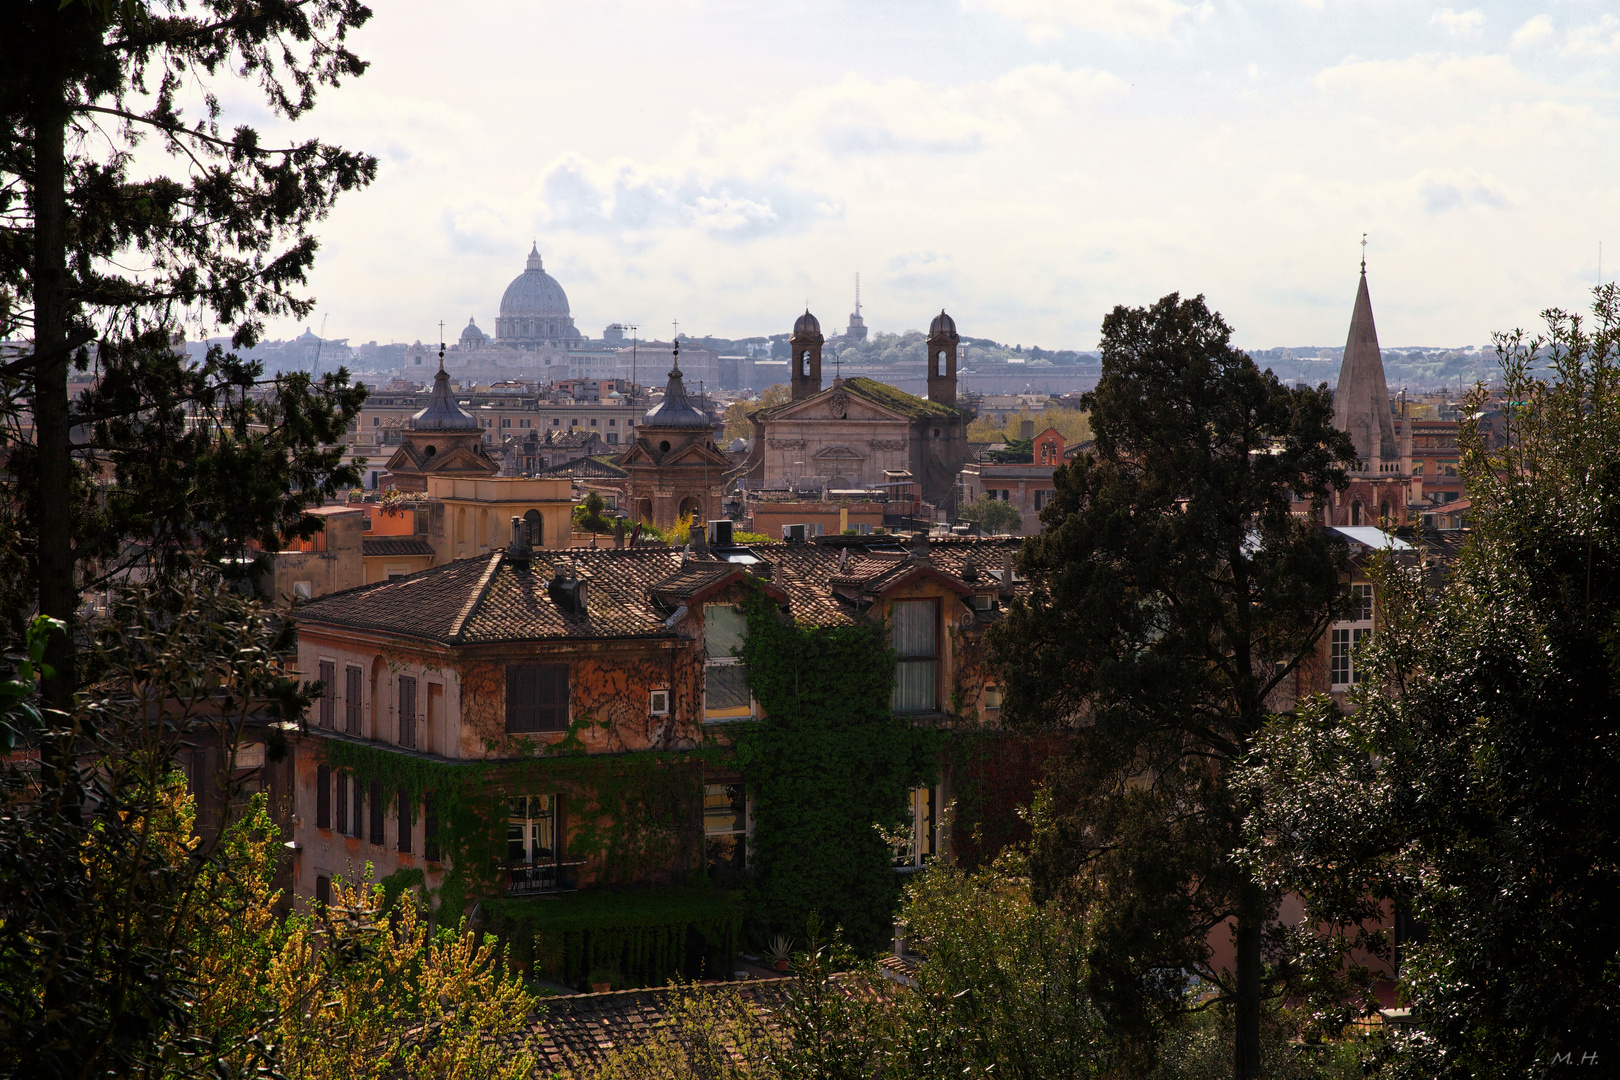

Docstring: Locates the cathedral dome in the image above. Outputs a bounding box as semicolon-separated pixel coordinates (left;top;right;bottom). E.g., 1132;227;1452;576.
793;309;821;337
500;245;572;319
928;309;958;339
459;317;487;346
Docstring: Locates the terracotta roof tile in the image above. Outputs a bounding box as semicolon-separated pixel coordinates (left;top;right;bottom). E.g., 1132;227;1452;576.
295;537;1027;645
361;536;435;557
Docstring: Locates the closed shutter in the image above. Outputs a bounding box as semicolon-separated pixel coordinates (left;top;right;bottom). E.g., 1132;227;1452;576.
344;666;362;735
506;664;570;732
398;676;417;749
369;780;385;845
316;765;330;829
318;661;335;728
335;773;348;836
397;788;412;854
424;795;440;862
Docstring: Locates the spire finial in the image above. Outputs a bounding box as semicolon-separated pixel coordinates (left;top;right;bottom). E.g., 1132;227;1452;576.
1360;232;1368;275
438;320;445;372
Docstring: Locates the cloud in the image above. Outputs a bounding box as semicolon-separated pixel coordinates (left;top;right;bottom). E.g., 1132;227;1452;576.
963;0;1188;41
1511;14;1554;50
1564;15;1620;56
1430;8;1483;37
537;157;842;241
1420;177;1508;214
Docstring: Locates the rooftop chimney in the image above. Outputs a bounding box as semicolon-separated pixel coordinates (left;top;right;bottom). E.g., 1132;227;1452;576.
506;515;532;566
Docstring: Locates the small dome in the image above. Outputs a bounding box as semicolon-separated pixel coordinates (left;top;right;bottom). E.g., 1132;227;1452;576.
459;317;486;343
793;309;821;337
641;344;711;429
410;367;480;431
929;309;958;338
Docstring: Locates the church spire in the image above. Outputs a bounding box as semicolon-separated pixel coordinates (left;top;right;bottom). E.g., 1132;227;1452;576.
1332;263;1398;467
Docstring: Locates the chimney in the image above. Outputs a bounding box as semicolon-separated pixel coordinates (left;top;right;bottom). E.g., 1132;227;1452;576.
506;515;532;566
1019;419;1035;440
999;549;1015;598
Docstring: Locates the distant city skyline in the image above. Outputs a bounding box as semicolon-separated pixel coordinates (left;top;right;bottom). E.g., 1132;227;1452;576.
229;1;1618;352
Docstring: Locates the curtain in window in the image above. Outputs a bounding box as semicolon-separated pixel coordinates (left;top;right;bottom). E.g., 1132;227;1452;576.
892;599;938;713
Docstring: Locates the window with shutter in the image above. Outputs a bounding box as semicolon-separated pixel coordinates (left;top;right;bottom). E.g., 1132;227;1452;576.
891;599;939;713
397;788;412;854
369;780;385;845
703;605;751;721
335;773;349;836
424;795;440;862
344;665;363;735
352;777;364;837
316;765;331;829
398;676;417;749
318;660;335;728
505;664;570;732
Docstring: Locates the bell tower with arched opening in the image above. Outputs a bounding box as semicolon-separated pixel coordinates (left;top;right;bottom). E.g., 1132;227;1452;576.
926;309;959;408
790;310;824;402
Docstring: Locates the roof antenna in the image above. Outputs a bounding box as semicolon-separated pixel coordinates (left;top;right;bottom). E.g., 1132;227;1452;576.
1360;233;1368;275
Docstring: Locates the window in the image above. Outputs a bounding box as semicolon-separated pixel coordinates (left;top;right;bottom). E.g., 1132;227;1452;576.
335;772;350;836
369;780;385;845
607;433;618;444
520;418;530;428
893;787;937;868
649;689;670;716
552;418;560;426
984;685;1002;711
318;660;335;728
373;416;380;426
344;665;362;735
524;509;542;547
397;788;413;854
1331;583;1374;688
352;775;365;838
315;874;331;910
703;605;751;720
502;418;511;428
704;782;747;875
506;664;570;732
316;765;331;829
507;795;557;864
892;599;939;713
398;676;417;749
424;795;440;862
608;419;616;427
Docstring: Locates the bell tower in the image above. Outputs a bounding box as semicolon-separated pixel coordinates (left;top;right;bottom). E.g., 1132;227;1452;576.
926;309;959;407
790;309;824;401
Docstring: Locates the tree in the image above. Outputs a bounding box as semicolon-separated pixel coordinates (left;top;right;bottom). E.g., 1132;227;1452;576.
986;293;1354;1079
1239;286;1620;1078
723;383;790;442
2;0;375;717
960;494;1023;535
573;489;614;533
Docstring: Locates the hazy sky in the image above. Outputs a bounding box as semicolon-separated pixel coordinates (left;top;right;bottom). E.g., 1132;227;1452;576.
243;1;1619;351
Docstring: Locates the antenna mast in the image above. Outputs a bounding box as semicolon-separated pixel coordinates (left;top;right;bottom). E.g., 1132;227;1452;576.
311;313;328;378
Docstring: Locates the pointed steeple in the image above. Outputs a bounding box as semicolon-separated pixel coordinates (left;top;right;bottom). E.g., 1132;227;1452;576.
1332;267;1398;466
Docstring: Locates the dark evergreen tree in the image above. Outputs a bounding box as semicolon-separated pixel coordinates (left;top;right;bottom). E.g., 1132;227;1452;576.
1;0;375;718
987;293;1354;1079
1240;286;1620;1078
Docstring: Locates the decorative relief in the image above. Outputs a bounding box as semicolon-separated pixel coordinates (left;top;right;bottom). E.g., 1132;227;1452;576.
768;439;808;450
828;389;849;419
868;439;906;451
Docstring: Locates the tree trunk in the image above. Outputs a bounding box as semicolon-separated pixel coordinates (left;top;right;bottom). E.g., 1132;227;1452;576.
1234;887;1264;1080
31;7;78;764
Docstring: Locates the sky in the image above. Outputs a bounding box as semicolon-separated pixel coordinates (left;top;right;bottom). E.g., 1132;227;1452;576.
239;0;1620;351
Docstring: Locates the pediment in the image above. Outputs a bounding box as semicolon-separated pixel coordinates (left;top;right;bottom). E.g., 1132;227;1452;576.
423;446;499;475
812;444;866;461
772;386;908;423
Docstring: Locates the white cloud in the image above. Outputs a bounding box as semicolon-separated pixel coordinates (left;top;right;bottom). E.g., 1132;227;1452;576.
1511;14;1554;50
963;0;1188;41
1430;8;1483;37
1564;15;1620;56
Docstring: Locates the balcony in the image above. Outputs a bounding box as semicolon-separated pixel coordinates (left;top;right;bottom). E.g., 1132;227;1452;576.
505;859;586;896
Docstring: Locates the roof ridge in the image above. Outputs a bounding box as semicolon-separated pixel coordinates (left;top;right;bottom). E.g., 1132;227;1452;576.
449;550;505;643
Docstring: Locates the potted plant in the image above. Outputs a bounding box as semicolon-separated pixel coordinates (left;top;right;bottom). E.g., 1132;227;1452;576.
587;968;616;994
768;935;793;973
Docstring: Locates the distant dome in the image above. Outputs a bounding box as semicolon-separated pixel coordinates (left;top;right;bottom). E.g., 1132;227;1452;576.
793;309;821;337
929;309;958;339
459;317;487;345
495;244;584;348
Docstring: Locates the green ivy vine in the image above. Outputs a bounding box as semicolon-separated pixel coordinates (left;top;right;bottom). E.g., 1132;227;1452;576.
732;576;944;954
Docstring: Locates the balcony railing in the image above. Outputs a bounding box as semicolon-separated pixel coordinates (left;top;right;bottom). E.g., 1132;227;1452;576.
504;859;586;896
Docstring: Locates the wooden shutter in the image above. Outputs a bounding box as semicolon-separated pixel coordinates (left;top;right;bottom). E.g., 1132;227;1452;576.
335;773;348;836
344;665;363;735
398;676;417;749
424;795;440;862
369;780;385;845
318;661;335;728
507;664;569;733
397;788;412;854
316;765;330;829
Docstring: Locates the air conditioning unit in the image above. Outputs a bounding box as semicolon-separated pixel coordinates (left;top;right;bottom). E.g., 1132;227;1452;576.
649;689;670;716
783;523;808;543
708;519;734;547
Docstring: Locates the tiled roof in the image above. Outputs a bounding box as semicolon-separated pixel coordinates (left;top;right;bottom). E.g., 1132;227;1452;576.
534;456;628;479
843;377;960;419
362;536;435;557
515;979;795;1073
295;537;1027;645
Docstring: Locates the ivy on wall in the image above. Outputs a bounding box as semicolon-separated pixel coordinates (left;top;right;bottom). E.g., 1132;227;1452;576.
318;737;720;921
732;578;943;954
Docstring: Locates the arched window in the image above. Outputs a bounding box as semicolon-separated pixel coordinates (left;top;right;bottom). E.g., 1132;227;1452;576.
1380;501;1391;523
1351;501;1362;527
524;509;543;547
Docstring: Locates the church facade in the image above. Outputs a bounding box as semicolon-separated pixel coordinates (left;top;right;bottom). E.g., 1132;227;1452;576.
732;309;971;515
615;343;730;528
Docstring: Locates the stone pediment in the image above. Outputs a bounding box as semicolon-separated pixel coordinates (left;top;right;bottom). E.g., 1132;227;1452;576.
812;444;866;461
772;385;907;423
618;437;728;468
421;445;499;475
